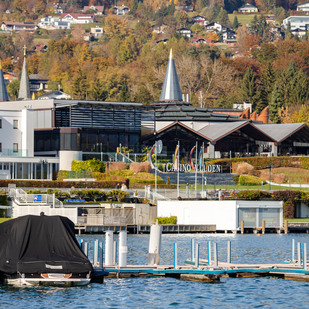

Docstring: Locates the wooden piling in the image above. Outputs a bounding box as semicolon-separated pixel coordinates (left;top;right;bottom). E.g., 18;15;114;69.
284;220;288;234
241;220;244;234
262;220;265;234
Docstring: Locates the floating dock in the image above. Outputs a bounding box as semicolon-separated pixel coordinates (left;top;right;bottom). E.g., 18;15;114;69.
101;261;309;283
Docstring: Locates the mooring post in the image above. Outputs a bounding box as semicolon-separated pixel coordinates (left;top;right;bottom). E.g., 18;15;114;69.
99;241;103;269
113;240;117;265
291;239;295;263
262;220;265;235
241;220;244;234
118;231;128;268
284;220;288;234
227;240;231;264
195;243;199;268
191;239;195;262
148;221;162;265
173;243;178;269
214;242;218;267
297;242;301;267
208;241;212;266
303;243;307;270
93;239;99;267
105;231;114;266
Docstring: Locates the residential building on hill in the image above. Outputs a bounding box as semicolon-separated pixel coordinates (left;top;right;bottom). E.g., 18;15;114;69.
83;5;104;15
113;5;130;15
38;17;70;30
61;13;95;24
239;3;259;13
191;15;208;26
297;2;309;12
1;21;37;32
282;16;309;35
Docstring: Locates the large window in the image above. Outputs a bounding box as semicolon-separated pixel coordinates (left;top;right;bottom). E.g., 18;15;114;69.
13;120;18;129
13;143;18;152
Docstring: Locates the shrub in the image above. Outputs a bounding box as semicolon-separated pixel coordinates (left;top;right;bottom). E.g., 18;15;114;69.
238;175;266;185
130;162;151;173
233;162;255;174
155;216;177;224
166;177;170;185
71;159;105;172
108;162;126;171
236;190;272;200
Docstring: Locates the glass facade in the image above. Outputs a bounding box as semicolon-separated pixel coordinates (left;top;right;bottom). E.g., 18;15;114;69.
34;128;141;153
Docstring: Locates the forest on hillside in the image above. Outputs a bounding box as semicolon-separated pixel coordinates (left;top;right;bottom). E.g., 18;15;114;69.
1;0;309;123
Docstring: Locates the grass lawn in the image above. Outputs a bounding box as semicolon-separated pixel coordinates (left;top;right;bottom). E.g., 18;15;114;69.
0;218;10;224
180;183;309;191
228;13;259;26
269;167;309;184
286;218;309;222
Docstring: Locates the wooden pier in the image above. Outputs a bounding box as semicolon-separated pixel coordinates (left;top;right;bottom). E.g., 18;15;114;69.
100;261;309;283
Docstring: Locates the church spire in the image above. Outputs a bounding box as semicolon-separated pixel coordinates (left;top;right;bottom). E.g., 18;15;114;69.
159;48;182;101
0;60;10;101
18;45;31;100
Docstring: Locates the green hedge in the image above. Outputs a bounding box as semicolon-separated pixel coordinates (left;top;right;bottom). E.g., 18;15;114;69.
208;156;309;170
238;175;266;185
155;216;177;224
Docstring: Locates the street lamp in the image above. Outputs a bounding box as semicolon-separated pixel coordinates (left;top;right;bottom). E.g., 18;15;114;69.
266;164;274;191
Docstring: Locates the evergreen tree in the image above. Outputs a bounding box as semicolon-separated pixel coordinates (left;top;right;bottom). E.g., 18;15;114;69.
119;79;130;102
256;62;275;113
217;8;230;26
131;0;139;14
91;79;108;101
241;67;258;109
269;81;285;123
291;69;309;106
72;69;88;100
232;16;240;30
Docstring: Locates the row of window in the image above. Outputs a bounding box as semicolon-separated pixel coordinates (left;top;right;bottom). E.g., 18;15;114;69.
0;119;19;129
0;143;18;152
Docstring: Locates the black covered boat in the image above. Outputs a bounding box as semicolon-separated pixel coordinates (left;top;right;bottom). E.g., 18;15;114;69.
0;214;93;286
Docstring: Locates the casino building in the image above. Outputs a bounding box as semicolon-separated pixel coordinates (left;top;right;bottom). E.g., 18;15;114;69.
0;49;309;179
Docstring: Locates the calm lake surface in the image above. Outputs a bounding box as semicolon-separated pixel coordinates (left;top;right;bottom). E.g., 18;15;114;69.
1;233;309;308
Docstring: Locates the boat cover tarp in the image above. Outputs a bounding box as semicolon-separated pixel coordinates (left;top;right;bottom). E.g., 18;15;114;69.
0;215;93;275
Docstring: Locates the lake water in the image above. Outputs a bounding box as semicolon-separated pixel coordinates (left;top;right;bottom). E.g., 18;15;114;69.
1;233;309;308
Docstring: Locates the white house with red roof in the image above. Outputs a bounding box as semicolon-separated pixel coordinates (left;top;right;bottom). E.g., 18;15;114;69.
61;13;95;24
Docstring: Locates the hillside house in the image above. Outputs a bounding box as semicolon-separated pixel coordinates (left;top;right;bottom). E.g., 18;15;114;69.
239;3;259;13
1;21;37;33
113;5;130;15
61;13;95;24
205;22;227;33
176;28;192;38
282;16;309;35
83;5;104;15
297;2;309;12
90;26;104;38
192;15;208;26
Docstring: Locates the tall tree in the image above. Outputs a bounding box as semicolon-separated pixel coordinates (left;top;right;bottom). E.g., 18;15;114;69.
241;67;258;108
232;15;240;30
269;81;285;123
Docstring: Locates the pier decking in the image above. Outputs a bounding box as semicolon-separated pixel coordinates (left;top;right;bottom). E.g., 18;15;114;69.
100;261;309;282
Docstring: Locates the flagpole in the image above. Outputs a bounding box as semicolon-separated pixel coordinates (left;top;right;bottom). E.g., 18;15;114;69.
195;141;198;194
155;140;157;194
177;140;180;198
201;142;204;197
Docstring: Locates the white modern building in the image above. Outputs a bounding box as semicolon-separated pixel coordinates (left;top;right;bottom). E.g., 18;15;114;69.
297;2;309;12
157;200;283;231
282;16;309;34
38;16;70;30
61;13;95;24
